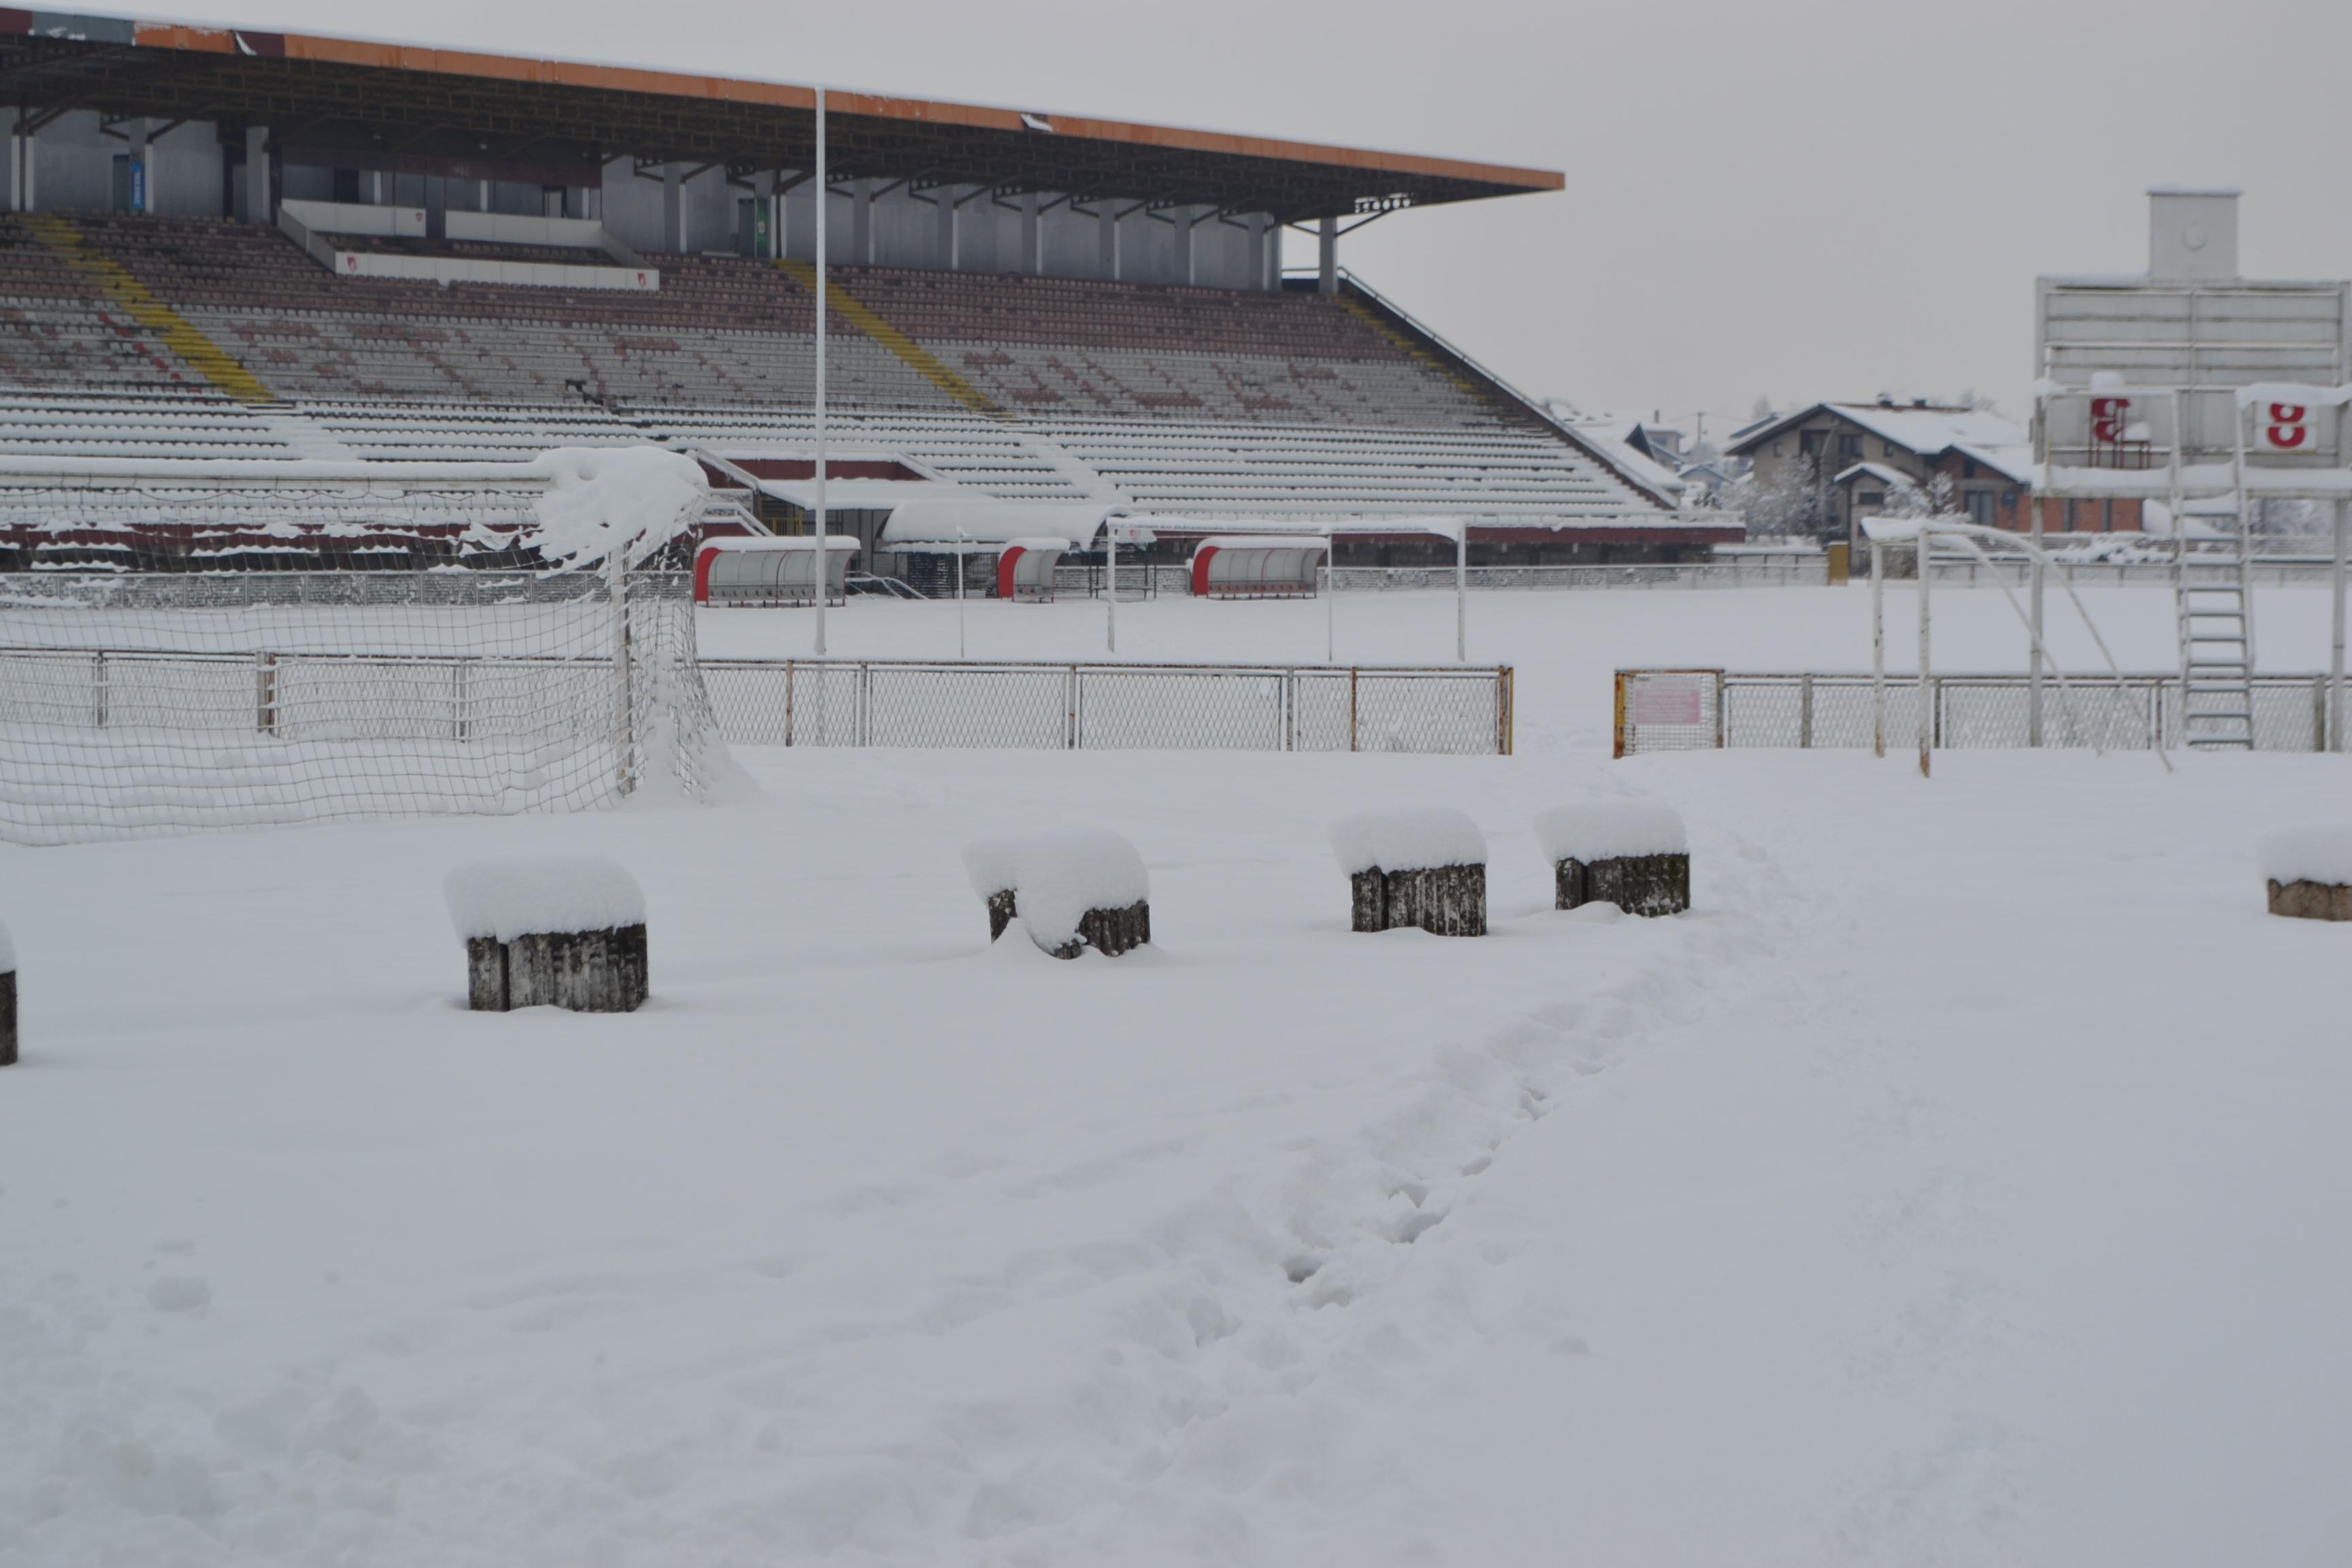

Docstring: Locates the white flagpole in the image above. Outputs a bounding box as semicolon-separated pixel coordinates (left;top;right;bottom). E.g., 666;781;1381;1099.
813;86;828;657
1107;521;1117;654
956;525;967;659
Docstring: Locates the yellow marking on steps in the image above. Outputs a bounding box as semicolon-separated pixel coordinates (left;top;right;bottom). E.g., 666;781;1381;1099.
1329;289;1491;402
22;213;278;404
774;257;999;416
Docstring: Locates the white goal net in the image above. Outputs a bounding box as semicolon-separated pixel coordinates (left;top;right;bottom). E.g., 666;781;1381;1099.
0;568;725;845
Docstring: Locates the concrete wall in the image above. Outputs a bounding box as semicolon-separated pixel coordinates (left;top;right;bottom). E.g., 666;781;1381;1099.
5;115;1280;289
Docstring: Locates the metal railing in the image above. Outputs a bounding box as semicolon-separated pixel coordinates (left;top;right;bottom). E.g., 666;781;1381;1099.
700;659;1513;754
1718;671;2338;753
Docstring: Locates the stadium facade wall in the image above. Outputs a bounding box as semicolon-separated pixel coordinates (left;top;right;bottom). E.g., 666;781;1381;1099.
9;111;1274;288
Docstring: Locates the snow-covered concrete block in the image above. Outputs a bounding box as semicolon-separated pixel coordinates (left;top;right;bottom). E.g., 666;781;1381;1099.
0;916;14;1067
2260;827;2352;922
1328;808;1487;937
963;830;1152;958
1537;802;1690;917
445;855;649;1012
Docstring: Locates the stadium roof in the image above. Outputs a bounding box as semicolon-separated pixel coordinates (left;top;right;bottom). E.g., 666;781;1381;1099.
0;10;1565;221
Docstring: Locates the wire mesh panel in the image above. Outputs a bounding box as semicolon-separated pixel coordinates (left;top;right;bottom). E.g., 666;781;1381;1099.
1615;670;1723;756
1076;667;1288;751
1700;672;2334;752
1345;671;1503;755
700;660;1511;755
0;572;725;845
868;665;1067;750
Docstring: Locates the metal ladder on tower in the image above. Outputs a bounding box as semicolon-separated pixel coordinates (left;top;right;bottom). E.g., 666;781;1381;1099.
2174;494;2257;750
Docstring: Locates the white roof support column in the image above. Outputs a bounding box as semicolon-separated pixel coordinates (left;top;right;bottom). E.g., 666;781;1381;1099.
1098;203;1120;281
1022;190;1041;274
8;115;29;214
854;178;873;264
1175;206;1196;285
1318;214;1337;295
662;161;683;253
935;183;956;270
126;118;148;213
243;124;267;223
1247;212;1269;291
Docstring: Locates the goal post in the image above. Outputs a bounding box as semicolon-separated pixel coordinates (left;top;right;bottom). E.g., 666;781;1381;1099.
1614;668;1725;757
0;567;726;845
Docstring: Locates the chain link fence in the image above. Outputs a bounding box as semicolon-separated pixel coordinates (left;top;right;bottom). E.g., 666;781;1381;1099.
701;660;1513;755
1620;669;2338;753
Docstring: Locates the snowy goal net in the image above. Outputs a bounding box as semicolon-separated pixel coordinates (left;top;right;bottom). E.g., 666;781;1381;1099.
0;447;730;845
1613;669;1724;757
0;568;726;845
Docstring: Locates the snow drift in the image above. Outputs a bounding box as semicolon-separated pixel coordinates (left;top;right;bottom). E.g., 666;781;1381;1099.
2258;825;2352;886
444;855;647;943
525;446;708;570
1535;801;1688;864
962;829;1149;951
1327;806;1486;875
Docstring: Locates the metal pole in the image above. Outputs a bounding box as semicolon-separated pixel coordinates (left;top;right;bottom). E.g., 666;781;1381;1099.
1871;529;1886;758
1107;521;1116;655
2334;498;2347;751
812;87;828;658
956;527;966;660
2029;493;2045;747
1918;526;1932;779
1325;533;1335;664
1455;523;1467;664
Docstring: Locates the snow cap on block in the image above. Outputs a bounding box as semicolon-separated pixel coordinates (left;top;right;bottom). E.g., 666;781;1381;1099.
444;855;647;943
2258;826;2352;887
1328;807;1486;876
0;916;13;973
1535;801;1687;864
962;829;1148;950
525;446;708;571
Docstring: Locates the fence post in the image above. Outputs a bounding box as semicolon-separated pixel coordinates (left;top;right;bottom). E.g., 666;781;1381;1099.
1349;667;1360;753
1066;665;1079;749
1498;666;1514;755
93;649;106;728
859;662;872;747
453;657;468;742
1283;670;1295;752
255;651;278;736
2317;676;2329;754
784;658;795;747
1799;672;1814;749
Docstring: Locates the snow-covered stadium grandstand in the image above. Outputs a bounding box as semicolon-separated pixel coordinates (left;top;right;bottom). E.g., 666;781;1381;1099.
0;10;1730;576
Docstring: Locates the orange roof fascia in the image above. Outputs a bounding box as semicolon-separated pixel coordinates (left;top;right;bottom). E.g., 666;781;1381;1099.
125;21;1561;193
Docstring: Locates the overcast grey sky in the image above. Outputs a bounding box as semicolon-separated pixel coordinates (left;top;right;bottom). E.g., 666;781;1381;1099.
147;0;2352;438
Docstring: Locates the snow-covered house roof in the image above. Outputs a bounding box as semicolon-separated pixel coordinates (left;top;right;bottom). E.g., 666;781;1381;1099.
1729;402;2033;485
1831;461;1911;490
1563;418;1686;500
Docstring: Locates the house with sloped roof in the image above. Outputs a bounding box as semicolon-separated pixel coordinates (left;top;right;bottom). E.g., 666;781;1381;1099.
1726;397;2138;542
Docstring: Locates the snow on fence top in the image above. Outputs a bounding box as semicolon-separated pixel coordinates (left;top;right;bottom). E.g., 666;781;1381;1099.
526;446;708;570
962;829;1149;949
1328;807;1486;876
444;855;648;943
2257;826;2352;887
1535;802;1688;864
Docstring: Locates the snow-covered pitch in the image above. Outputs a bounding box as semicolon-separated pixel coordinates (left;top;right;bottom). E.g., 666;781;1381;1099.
3;583;2349;1567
